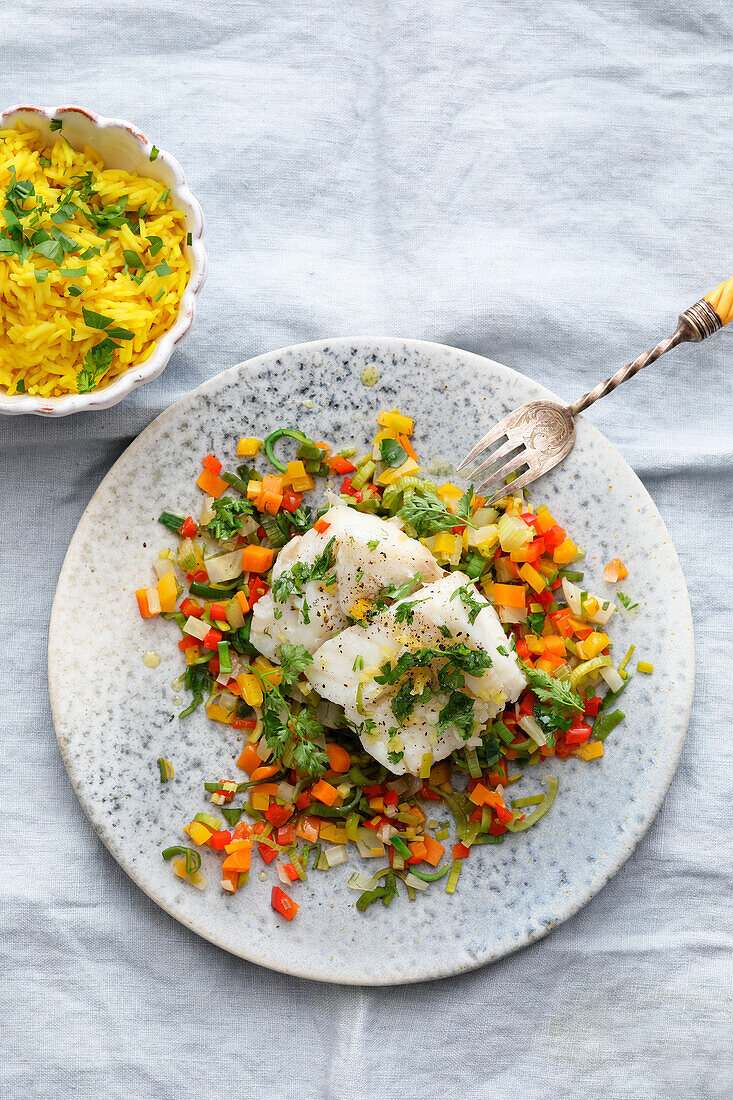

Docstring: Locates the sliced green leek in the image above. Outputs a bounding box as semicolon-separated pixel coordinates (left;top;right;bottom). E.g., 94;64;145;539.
504;775;559;832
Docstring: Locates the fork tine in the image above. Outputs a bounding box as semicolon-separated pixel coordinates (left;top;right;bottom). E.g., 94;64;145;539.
468;436;524;480
456;415;513;470
485;465;537;505
475;450;529;494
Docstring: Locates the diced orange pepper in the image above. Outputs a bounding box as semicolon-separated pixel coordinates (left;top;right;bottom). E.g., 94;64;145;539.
536;654;563;672
222;848;252;874
196;468;228;498
543;635;566;656
295;815;320;843
250;764;281;782
493;583;526;608
534;505;557;534
408;841;428;864
249;782;279;797
241;545;274;573
135;589;157;618
310;778;338;806
421;835;445;867
237;743;262;774
604;557;628;583
398;433;418;462
235;590;250;615
553;537;578;565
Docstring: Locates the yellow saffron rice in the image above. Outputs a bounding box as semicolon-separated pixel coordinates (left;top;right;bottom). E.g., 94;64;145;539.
0;123;189;397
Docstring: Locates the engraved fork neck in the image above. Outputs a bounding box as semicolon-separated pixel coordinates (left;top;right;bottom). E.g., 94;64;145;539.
568;298;722;418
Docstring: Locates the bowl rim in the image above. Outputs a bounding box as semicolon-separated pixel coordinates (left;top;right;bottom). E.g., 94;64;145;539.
0;103;207;417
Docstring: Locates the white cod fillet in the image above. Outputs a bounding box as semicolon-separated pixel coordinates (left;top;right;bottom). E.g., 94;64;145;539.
250;504;441;661
306;571;526;775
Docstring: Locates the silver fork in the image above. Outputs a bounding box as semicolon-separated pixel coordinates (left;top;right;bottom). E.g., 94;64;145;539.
458;277;733;504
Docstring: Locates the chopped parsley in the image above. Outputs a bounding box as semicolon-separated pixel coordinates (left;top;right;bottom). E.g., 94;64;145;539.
272;536;336;612
76;338;116;393
520;663;584;712
207;496;253;540
617;592;638;611
393;597;428;625
49;119;63;132
149;145;159;161
278;643;313;681
366;539;380;550
449;583;484;624
438;691;475;740
398;486;476;537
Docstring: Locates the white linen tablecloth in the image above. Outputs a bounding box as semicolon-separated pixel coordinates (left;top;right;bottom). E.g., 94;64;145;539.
1;2;731;1097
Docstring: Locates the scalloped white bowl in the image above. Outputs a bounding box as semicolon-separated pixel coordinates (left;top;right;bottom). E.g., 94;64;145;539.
0;105;207;417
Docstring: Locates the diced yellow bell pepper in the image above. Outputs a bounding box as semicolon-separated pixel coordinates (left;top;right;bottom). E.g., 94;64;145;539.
290;473;316;492
157;569;178;613
525;634;546;655
582;596;599;617
250;790;270;811
184;821;213;845
246;480;262;501
377;408;414;435
572;741;604;761
252;656;283;687
519;562;546;594
437;482;464;505
319;822;348;844
237;437;261;457
206;702;235;724
576;631;610;661
185;645;201;666
553;537;578;564
536;558;557;577
236;672;263;707
433;531;457;555
368;796;385;812
376;456;420;486
285;459;307;484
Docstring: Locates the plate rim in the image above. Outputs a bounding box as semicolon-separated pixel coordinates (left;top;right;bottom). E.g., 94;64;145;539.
48;335;695;985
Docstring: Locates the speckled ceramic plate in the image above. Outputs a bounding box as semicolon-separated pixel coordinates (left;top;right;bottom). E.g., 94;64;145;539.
48;338;694;985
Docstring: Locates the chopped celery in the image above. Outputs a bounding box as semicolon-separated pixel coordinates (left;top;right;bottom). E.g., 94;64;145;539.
445;859;463;894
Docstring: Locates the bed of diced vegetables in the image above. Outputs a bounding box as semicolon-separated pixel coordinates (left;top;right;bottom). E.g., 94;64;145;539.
139;409;645;921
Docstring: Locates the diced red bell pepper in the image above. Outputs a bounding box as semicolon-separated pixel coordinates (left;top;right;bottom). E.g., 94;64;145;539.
177;515;198;538
248;576;269;605
178;635;200;652
520;512;539;528
313;519;331;534
515;637;531;662
469;807;483;824
340;476;362;501
420;782;441;801
543;524;567;550
190;569;208;583
565;719;593;745
295;790;312;811
265;803;294;827
232;716;258;730
584;695;601;717
208;829;232;851
276;823;295;846
452;842;470;859
202;628;222;650
258;842;279;864
180;598;203;618
554;737;575;759
203;453;222;475
535;588;555;609
488;818;507;836
281;487;303;513
328;455;357;474
362;784;383;798
494;802;514;825
551;576;563;590
209;602;227;621
451;525;466;535
271;885;299;920
383;789;399;806
208;656;220;675
519;691;537;715
280;862;299;882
